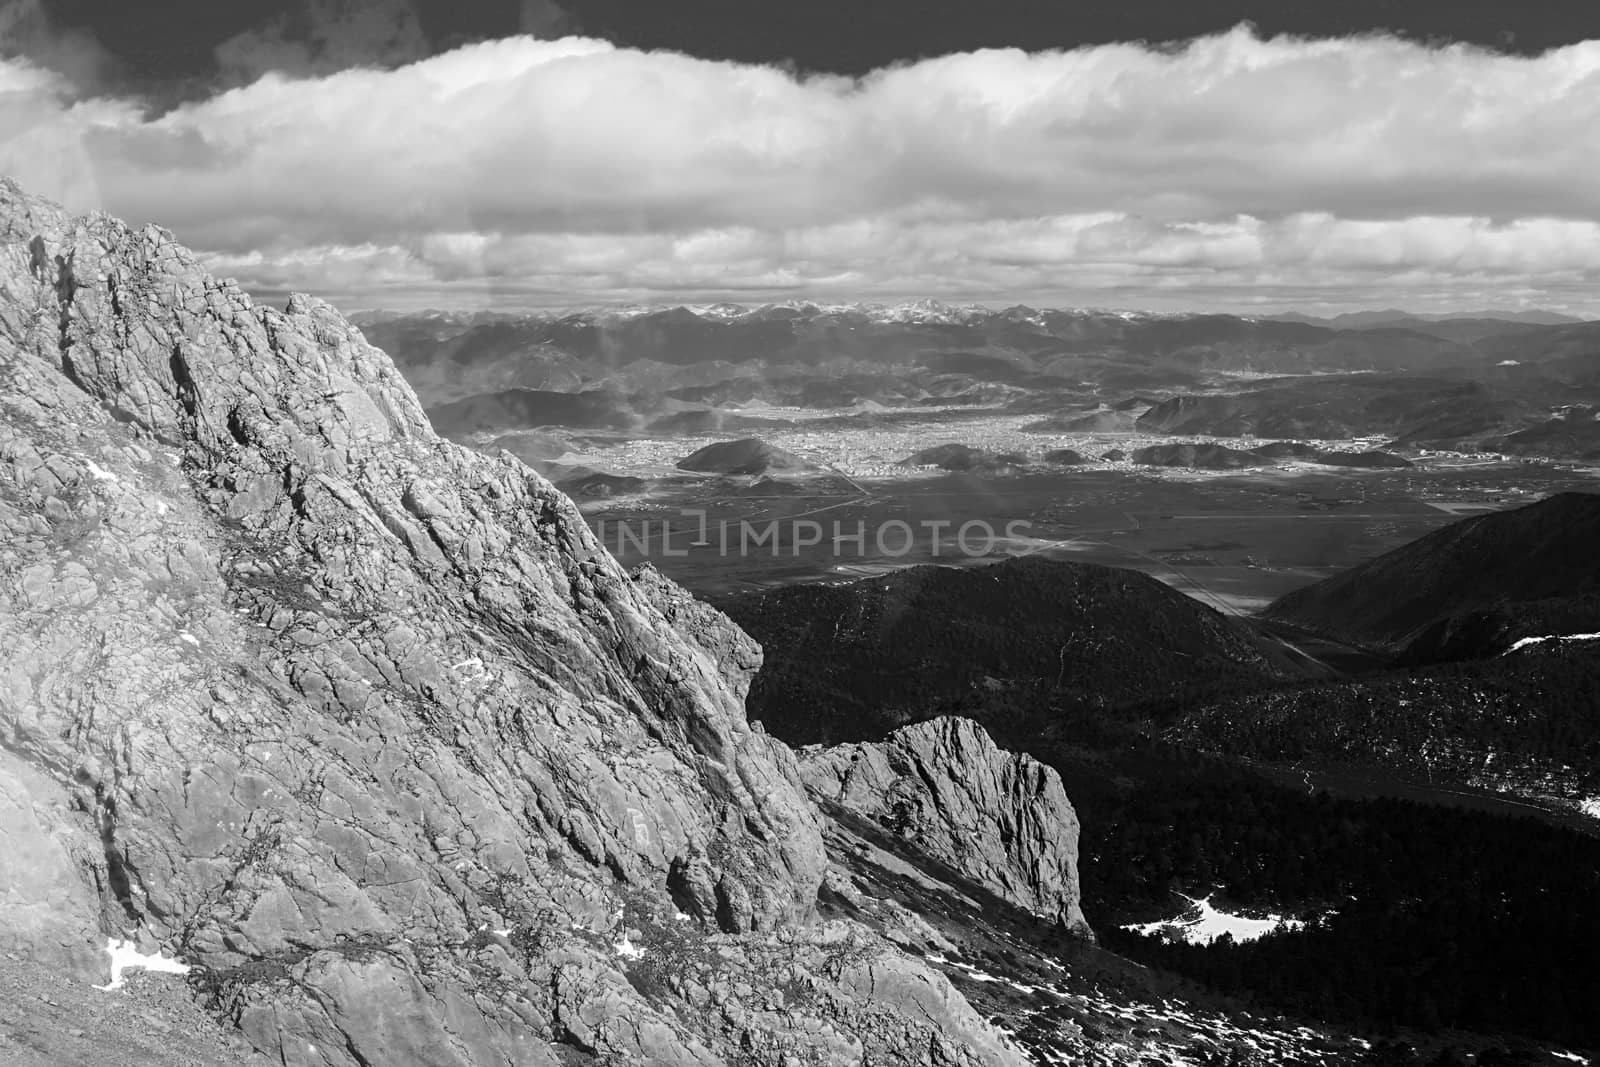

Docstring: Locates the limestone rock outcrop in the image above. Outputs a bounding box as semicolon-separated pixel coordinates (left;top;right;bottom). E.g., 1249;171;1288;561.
799;717;1093;937
0;179;1031;1066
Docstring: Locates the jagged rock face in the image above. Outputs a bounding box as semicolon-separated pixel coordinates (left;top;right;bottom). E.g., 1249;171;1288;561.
0;180;1030;1066
800;717;1092;937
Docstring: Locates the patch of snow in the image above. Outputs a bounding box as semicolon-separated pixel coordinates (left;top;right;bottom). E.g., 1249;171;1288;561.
94;937;191;990
1498;359;1521;366
178;632;199;646
1503;632;1600;655
614;931;646;960
84;460;119;483
1120;895;1304;946
493;927;512;938
1578;797;1600;821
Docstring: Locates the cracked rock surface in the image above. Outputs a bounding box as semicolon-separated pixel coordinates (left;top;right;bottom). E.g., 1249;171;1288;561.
0;179;1031;1066
799;717;1093;938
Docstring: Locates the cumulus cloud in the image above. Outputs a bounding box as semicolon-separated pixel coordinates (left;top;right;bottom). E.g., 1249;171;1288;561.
2;25;1599;312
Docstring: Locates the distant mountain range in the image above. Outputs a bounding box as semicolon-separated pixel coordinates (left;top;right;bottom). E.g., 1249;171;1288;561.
351;302;1540;400
1267;308;1585;328
354;301;1588;332
354;299;1156;330
351;300;1600;465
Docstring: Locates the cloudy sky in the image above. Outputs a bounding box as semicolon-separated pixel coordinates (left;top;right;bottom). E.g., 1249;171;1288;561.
2;0;1598;316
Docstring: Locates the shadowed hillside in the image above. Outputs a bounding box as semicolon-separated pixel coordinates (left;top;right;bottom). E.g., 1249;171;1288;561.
1266;492;1600;656
718;555;1279;746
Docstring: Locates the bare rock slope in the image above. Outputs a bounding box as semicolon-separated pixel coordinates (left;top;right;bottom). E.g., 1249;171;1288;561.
800;717;1092;938
0;179;1031;1066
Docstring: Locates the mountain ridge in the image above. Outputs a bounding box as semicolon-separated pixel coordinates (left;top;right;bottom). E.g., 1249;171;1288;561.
0;177;1041;1066
1265;491;1600;656
719;555;1281;747
352;302;1588;331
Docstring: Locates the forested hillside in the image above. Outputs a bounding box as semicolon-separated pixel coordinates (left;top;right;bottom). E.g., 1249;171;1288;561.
717;556;1279;745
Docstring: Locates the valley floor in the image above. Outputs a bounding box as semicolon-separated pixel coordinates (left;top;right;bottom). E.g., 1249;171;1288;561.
580;460;1600;600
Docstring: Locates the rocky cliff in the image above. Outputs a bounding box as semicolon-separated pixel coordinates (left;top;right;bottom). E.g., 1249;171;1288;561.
799;718;1092;938
0;179;1033;1066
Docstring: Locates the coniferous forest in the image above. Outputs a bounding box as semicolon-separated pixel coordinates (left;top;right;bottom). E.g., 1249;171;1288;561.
724;558;1600;1054
1080;757;1600;1048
